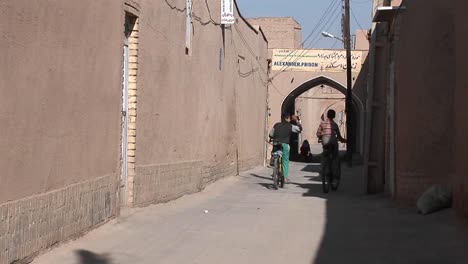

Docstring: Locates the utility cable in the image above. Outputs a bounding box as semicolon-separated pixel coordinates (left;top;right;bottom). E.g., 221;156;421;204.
271;0;343;78
271;0;340;75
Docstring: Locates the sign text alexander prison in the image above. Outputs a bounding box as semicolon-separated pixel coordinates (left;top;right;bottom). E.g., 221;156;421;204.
272;49;363;72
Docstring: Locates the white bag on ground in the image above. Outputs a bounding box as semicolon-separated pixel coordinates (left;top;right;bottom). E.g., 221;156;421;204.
417;185;452;215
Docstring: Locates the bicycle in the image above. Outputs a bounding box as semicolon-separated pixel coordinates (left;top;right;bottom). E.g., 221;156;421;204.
270;143;285;190
320;142;341;193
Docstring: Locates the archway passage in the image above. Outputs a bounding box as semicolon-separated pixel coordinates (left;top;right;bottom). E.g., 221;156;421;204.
280;76;364;161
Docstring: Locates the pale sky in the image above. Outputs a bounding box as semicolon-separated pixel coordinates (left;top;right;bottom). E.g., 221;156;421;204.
236;0;373;49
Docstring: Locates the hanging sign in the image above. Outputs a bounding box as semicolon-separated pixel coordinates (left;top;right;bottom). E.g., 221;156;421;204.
221;0;235;24
271;49;363;72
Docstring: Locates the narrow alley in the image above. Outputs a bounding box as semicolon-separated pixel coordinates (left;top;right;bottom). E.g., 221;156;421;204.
2;0;468;263
33;163;467;264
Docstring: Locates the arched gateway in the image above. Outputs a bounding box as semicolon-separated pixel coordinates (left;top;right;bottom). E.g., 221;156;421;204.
276;76;365;159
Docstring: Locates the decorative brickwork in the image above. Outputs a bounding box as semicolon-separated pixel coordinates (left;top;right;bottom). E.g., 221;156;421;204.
0;175;118;264
126;19;139;205
133;161;204;206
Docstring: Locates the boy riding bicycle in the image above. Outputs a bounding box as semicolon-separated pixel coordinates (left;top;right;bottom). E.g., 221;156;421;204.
316;109;347;185
269;113;302;183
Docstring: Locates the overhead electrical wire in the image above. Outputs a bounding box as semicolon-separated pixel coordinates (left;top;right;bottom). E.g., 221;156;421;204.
306;3;343;49
350;7;367;31
270;0;343;79
270;0;341;76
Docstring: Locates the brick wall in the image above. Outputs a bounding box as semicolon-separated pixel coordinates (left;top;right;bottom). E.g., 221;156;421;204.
247;18;302;49
133;156;260;207
355;30;369;50
126;18;139;205
132;1;268;207
133;161;204;206
202;159;237;187
0;174;118;264
238;155;264;173
0;1;268;261
0;1;124;261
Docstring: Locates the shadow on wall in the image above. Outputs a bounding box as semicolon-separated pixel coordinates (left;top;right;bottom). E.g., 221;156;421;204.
350;54;369;157
290;164;468;264
75;250;113;264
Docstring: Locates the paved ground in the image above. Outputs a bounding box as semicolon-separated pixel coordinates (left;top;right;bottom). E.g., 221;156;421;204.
33;163;468;264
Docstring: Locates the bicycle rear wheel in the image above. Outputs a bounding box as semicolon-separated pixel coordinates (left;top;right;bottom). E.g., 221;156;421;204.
273;158;279;190
321;153;331;193
331;162;341;191
278;157;285;188
279;176;285;188
322;172;330;193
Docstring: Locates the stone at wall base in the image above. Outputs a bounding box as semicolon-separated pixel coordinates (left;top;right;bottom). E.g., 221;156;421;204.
417;184;453;215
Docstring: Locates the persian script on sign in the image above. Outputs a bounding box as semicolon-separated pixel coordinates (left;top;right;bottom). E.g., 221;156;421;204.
271;49;363;72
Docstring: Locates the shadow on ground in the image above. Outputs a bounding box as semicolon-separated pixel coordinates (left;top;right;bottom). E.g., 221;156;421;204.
75;250;112;264
291;163;468;264
251;173;277;190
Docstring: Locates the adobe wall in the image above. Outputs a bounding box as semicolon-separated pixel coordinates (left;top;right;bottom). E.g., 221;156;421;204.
454;0;468;221
130;0;268;205
0;0;268;262
393;0;455;203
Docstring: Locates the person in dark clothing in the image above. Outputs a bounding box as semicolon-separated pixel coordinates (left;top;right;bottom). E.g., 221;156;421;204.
300;140;312;162
316;109;347;185
290;115;302;161
269;113;302;182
